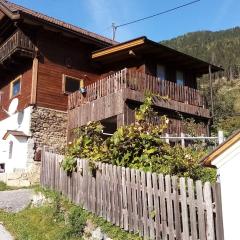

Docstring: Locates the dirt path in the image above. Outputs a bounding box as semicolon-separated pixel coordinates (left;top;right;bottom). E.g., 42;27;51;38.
0;189;34;239
0;224;14;240
0;189;34;213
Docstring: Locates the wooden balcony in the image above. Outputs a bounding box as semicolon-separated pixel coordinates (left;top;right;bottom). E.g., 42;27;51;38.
0;30;35;64
68;69;207;110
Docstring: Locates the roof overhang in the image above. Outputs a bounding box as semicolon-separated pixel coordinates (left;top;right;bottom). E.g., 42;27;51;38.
0;0;116;47
0;1;20;20
202;130;240;166
2;130;30;140
92;36;223;75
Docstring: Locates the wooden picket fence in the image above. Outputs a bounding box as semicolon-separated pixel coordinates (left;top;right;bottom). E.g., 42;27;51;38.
40;148;224;240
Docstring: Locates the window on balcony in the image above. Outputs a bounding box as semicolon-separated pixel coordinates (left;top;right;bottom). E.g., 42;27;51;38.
10;76;21;98
156;64;165;80
62;75;84;94
176;71;185;86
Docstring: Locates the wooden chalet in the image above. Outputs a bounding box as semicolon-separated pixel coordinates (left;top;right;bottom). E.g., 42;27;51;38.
0;0;116;120
0;0;222;176
68;37;222;138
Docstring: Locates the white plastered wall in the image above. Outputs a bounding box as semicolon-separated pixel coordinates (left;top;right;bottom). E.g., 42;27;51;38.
212;140;240;240
0;106;32;173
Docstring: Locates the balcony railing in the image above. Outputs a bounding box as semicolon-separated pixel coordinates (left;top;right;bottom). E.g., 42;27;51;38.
68;69;207;110
0;30;35;63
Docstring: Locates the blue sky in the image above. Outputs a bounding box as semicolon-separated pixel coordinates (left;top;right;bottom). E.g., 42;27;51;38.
11;0;240;42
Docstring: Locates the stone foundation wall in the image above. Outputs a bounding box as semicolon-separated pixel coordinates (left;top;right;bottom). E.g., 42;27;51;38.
30;107;68;154
0;163;41;187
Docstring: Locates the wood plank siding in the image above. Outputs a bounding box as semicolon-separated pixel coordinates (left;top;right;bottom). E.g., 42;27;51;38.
36;30;101;111
67;69;209;138
0;65;32;119
41;150;224;240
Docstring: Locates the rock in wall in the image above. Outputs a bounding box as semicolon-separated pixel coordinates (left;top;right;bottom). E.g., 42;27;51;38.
30;107;68;154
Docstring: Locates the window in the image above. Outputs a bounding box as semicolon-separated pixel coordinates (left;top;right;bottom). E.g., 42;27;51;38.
62;75;84;94
156;64;165;80
0;163;5;173
10;76;21;98
9;141;13;159
176;71;184;86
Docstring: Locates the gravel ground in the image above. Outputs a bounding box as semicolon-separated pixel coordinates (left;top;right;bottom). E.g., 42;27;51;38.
0;189;34;239
0;189;34;213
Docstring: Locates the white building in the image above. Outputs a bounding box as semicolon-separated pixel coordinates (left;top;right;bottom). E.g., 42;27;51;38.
0;106;32;174
203;130;240;240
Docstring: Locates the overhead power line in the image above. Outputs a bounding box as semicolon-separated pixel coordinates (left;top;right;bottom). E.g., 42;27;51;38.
112;0;201;40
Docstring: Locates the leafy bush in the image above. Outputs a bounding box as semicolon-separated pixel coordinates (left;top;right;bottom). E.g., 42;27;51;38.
0;181;8;191
63;95;216;182
63;206;87;238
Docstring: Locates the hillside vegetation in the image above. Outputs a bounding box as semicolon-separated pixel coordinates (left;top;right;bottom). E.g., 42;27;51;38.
162;27;240;136
162;27;240;79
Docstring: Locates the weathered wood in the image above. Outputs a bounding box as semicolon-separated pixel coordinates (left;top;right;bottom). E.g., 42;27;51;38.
68;68;207;111
213;183;224;240
187;178;198;240
204;182;215;240
180;177;190;240
41;150;224;240
159;174;167;239
165;175;174;240
0;30;35;63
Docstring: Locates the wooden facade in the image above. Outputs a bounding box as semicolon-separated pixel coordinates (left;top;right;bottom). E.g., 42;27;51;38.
0;1;223;138
41;149;224;240
0;1;114;120
68;69;210;139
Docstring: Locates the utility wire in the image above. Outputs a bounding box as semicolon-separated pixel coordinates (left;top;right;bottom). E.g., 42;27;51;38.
112;0;201;40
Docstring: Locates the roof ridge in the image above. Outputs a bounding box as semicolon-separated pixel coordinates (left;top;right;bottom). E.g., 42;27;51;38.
0;0;117;46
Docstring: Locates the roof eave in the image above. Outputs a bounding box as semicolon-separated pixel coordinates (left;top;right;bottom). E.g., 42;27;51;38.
19;12;114;47
202;130;240;166
0;2;20;20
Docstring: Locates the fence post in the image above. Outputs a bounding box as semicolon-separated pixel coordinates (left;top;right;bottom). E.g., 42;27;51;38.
218;131;224;145
165;133;170;144
181;132;185;148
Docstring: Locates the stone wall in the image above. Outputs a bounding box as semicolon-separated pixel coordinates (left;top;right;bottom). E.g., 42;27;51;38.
30;107;68;154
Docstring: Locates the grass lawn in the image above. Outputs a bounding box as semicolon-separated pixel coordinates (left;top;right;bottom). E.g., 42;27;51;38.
0;187;141;240
0;207;79;240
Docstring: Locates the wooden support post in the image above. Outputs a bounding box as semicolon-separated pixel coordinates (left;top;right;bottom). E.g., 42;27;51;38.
209;65;214;119
165;133;170;144
30;57;39;105
218;130;224;145
0;91;3;109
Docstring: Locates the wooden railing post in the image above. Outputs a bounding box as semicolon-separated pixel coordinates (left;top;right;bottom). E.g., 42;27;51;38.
67;68;206;110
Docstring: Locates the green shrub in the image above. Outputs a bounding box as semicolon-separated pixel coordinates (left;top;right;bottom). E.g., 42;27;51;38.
0;181;8;191
62;95;216;183
63;206;87;238
61;155;77;174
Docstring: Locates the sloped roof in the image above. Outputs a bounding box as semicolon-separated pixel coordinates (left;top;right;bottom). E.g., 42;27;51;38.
2;130;30;140
92;36;223;75
0;0;117;46
202;130;240;166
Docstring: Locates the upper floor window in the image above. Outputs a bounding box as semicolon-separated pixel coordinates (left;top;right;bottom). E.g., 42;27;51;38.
62;75;85;94
156;64;165;80
176;71;184;86
10;76;21;98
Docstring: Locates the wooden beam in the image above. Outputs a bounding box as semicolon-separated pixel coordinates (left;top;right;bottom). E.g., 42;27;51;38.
209;65;214;118
30;57;38;105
